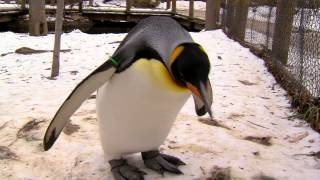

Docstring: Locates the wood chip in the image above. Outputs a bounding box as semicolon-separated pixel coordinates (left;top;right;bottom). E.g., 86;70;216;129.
244;136;272;146
238;80;258;86
289;132;309;143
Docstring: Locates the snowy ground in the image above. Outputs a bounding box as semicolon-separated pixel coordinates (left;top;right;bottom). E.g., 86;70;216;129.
0;29;320;180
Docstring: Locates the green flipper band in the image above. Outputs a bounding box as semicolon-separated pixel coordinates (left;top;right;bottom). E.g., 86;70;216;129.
109;57;119;66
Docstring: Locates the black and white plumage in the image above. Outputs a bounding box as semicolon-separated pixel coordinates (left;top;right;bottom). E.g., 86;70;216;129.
44;16;213;180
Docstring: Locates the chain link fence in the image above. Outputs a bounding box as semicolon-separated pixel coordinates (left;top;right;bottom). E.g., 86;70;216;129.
223;0;320;98
289;3;320;99
221;0;319;131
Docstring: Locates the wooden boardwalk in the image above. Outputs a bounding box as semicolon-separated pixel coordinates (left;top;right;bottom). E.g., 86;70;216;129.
0;3;206;30
0;6;27;23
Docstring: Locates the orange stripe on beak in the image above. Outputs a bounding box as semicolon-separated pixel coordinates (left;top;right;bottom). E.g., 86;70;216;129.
186;82;201;98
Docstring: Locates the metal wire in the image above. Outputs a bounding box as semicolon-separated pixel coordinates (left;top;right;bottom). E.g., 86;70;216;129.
288;1;320;97
223;0;320;98
245;5;276;50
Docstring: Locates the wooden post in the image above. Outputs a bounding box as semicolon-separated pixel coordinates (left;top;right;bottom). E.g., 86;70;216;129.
189;0;194;19
272;0;297;64
166;0;171;10
221;0;227;31
21;0;26;10
126;0;132;13
205;0;221;30
51;0;64;78
226;0;235;35
89;0;93;6
29;0;48;36
233;0;249;41
79;0;83;13
265;6;273;48
172;0;176;14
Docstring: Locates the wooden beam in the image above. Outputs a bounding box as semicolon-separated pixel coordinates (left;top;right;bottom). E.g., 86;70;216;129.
233;0;249;41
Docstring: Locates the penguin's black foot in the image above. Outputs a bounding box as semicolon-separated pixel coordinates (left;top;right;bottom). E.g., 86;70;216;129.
109;159;147;180
141;150;186;175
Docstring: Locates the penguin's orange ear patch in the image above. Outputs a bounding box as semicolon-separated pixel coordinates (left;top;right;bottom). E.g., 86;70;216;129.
169;46;184;66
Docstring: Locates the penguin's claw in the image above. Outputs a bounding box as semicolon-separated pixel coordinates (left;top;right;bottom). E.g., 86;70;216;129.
161;153;186;166
142;151;184;175
110;159;146;180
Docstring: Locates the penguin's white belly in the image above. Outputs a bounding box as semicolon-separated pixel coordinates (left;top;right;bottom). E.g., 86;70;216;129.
96;59;190;158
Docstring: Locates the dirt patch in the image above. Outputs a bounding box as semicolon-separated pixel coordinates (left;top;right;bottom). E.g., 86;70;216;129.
0;146;19;160
17;118;46;141
1;47;71;56
244;136;272;146
198;118;231;130
208;166;231;180
63;121;80;135
0;121;9;131
252;173;277;180
74;110;96;116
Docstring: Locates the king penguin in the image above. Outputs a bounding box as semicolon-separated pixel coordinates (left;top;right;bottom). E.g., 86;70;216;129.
43;16;213;180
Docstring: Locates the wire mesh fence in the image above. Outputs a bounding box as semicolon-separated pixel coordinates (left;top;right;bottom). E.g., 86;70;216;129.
288;3;320;98
222;0;320;99
245;5;276;50
221;0;320;131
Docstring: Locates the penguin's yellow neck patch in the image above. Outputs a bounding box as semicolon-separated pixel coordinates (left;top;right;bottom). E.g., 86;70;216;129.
198;45;206;54
169;46;184;66
133;58;188;92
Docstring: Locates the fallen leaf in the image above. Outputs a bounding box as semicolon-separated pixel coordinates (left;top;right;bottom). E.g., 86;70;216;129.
244;136;272;146
238;80;258;86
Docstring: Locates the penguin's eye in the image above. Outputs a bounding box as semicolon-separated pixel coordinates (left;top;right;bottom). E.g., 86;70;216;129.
179;72;186;82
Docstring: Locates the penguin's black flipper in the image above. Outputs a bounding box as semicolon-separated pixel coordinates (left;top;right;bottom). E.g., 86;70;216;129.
193;80;213;116
43;60;117;151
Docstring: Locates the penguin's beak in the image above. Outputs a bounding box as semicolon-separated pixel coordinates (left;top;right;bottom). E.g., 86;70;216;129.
186;81;213;120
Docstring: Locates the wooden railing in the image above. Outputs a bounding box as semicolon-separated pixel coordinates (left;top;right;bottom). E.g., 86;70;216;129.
13;0;220;30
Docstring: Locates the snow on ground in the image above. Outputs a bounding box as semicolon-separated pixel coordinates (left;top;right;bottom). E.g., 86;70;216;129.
0;29;319;180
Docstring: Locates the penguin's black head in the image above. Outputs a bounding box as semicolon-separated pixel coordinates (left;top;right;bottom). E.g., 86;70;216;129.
170;43;213;119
